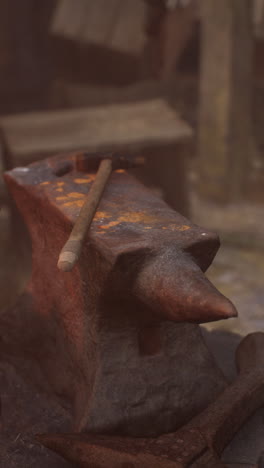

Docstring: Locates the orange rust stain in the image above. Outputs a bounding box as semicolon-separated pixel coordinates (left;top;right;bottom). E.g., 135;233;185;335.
74;179;88;184
163;224;191;231
93;211;111;220
74;175;95;184
100;220;119;230
120;212;155;224
68;192;85;198
99;211;156;230
178;225;190;231
56;188;63;192
57;182;65;186
116;169;125;174
63;200;84;208
56;192;85;201
40;181;50;186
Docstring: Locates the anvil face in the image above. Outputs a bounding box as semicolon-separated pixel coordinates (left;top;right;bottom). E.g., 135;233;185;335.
3;153;236;434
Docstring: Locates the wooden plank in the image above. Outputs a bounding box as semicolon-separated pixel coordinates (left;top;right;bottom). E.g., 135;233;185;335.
51;0;89;40
79;0;121;45
109;0;146;55
0;99;192;158
198;0;253;203
51;0;146;55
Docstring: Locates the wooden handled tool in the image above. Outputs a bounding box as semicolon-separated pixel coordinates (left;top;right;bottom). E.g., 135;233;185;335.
36;332;264;467
57;153;145;272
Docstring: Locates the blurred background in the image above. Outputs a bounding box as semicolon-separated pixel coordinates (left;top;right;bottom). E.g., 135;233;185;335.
0;1;264;467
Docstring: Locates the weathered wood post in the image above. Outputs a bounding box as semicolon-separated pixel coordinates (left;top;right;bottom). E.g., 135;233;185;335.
142;1;197;216
198;0;253;202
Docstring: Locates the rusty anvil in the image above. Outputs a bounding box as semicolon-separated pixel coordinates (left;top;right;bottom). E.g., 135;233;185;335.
1;152;236;437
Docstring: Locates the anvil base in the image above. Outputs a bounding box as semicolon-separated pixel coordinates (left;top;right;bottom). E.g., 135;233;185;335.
0;292;226;437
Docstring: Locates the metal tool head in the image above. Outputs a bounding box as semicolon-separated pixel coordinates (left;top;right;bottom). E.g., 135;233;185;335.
75;152;145;172
236;332;264;374
35;427;223;468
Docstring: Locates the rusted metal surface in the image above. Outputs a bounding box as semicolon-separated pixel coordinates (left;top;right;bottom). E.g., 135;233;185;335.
36;332;264;468
2;152;236;434
4;152;237;324
58;153;145;271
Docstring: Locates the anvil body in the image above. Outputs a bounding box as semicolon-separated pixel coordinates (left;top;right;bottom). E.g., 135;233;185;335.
2;153;236;435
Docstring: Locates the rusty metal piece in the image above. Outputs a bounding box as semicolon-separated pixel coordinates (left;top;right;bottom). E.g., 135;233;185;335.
58;153;145;272
2;152;236;433
36;333;264;467
36;431;226;467
75;152;146;172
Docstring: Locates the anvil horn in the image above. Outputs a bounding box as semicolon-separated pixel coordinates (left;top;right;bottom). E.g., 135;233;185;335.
134;249;237;323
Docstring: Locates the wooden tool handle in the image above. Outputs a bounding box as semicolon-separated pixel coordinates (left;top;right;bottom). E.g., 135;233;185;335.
57;158;112;272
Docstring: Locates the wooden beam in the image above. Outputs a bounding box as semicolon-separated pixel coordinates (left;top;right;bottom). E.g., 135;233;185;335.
142;2;196;79
0;99;192;159
51;0;146;55
198;0;253;203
